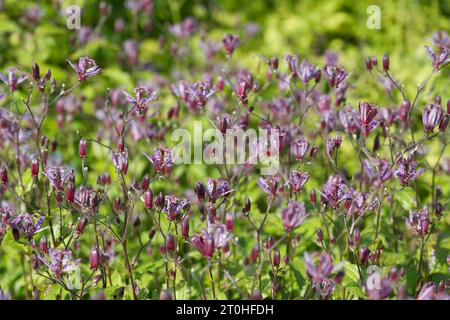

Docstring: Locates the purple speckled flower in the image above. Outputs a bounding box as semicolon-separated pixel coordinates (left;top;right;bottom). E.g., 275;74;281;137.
281;200;308;232
67;56;102;81
41;248;80;279
394;158;424;186
9;213;44;240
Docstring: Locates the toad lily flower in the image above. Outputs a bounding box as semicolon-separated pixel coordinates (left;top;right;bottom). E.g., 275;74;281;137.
422;103;443;133
67;56;102;81
0;68;27;91
281;200;309;232
394;158;424;187
359;102;378;137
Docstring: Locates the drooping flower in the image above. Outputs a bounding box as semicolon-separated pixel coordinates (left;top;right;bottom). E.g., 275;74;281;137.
422;103;443;133
281;200;308;232
0;68;27;91
144;147;174;175
324;65;350;88
359;102;378;137
394;158;424;186
9;213;44;240
67;56;102;81
403;206;430;237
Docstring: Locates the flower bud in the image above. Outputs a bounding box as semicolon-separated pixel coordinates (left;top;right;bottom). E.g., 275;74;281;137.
76;217;88;235
250;244;259;263
141;175;150;191
225;213;234;232
309;189;316;204
399;100;411;123
382;54;390;71
273;249;280;267
365;57;372;71
40;237;48;254
390;267;398;282
216;76;224;91
316;228;324;243
0;167;7;184
148;227;156;240
144;190;153;209
370;56;378;68
31;159;39;177
334;270;345;284
435;95;441;106
359;247;370;264
90;248;100;271
271;56;279;70
155;192;165;209
310;145;318;160
133;215;141;228
439;115;449;131
32;63;40;80
204;237;214;257
243;198;251;214
166;233;175;252
44;69;51;81
66;182;75;202
181;220;189;238
267;235;275;250
113;197;121;211
79;138;87;158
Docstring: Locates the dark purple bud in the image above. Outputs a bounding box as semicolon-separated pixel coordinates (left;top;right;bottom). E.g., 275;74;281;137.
31;159;39;177
382;54;390;71
76;217;88;235
148;227;156;240
40;135;48;147
400;267;406;278
359;247;370;264
334;270;345;284
144;190;153;209
113;197;120;211
79;138;87;158
32;63;40;80
155;192;165;209
90;248;100;271
166;233;175;252
44;69;51;81
219;116;228;134
316;228;324;243
181;220;189;238
267;235;275;250
439;115;449;131
273;249;280;267
133;215;141;228
365;57;372;71
243;198;251;214
271;56;279;70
